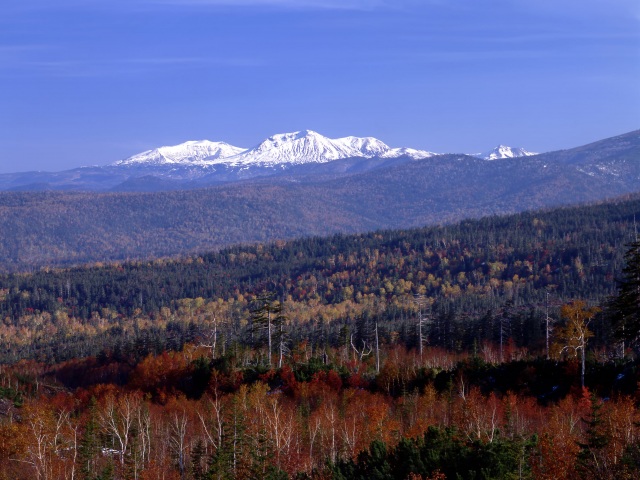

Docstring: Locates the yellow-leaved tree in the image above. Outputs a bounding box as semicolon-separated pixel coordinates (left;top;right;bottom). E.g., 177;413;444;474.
552;300;601;387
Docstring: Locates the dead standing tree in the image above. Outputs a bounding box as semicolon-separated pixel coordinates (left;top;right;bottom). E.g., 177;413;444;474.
413;294;433;359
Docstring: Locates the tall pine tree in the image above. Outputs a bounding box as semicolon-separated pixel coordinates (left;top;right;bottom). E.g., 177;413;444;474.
609;240;640;354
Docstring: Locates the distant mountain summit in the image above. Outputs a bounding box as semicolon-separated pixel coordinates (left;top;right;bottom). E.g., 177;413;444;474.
232;130;391;166
474;145;537;160
114;130;436;168
2;129;637;194
114;140;247;166
114;131;540;171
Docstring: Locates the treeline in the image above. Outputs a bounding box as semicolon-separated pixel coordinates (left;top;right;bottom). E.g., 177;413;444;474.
0;196;637;363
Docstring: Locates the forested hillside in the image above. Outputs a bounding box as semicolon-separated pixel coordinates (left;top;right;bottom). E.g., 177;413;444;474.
0;196;639;479
0;195;637;364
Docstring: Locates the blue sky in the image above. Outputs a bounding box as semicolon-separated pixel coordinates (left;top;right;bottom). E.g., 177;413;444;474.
1;0;638;173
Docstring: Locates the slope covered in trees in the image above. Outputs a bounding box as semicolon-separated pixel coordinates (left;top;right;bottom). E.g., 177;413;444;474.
0;196;640;479
0;195;637;364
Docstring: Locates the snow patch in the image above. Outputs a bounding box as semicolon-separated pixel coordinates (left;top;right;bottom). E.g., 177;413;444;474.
472;145;537;161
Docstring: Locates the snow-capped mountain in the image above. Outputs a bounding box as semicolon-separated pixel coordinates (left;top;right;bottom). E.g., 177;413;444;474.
381;147;438;160
114;140;247;166
0;129;636;196
474;145;537;161
114;130;436;168
223;130;389;166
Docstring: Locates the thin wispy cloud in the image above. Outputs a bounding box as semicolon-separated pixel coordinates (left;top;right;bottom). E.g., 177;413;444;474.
6;0;393;13
0;45;47;52
395;28;640;45
120;57;264;67
6;0;640;16
0;55;265;78
0;44;52;59
148;0;387;8
0;44;56;72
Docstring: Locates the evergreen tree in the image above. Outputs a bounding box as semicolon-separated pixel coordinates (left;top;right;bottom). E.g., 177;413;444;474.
274;303;289;368
391;437;425;479
208;394;248;480
251;292;281;366
577;392;609;479
79;397;100;480
356;440;392;480
191;439;207;480
609;240;640;354
96;462;115;480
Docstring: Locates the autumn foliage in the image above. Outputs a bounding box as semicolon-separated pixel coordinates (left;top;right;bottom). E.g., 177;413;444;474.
0;341;637;480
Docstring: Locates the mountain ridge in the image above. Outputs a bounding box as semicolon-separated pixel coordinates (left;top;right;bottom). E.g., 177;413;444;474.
0;129;550;191
114;129;437;169
0;129;638;272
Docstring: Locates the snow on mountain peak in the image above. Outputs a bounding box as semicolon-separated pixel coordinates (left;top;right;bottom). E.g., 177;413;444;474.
115;140;247;166
115;130;437;168
222;130;379;166
381;147;437;160
474;145;537;160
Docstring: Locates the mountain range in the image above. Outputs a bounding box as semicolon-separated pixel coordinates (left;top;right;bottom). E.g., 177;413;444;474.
116;130;437;167
0;129;638;271
0;130;531;192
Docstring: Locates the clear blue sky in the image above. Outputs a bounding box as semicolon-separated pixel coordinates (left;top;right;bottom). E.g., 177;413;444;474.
1;0;638;173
